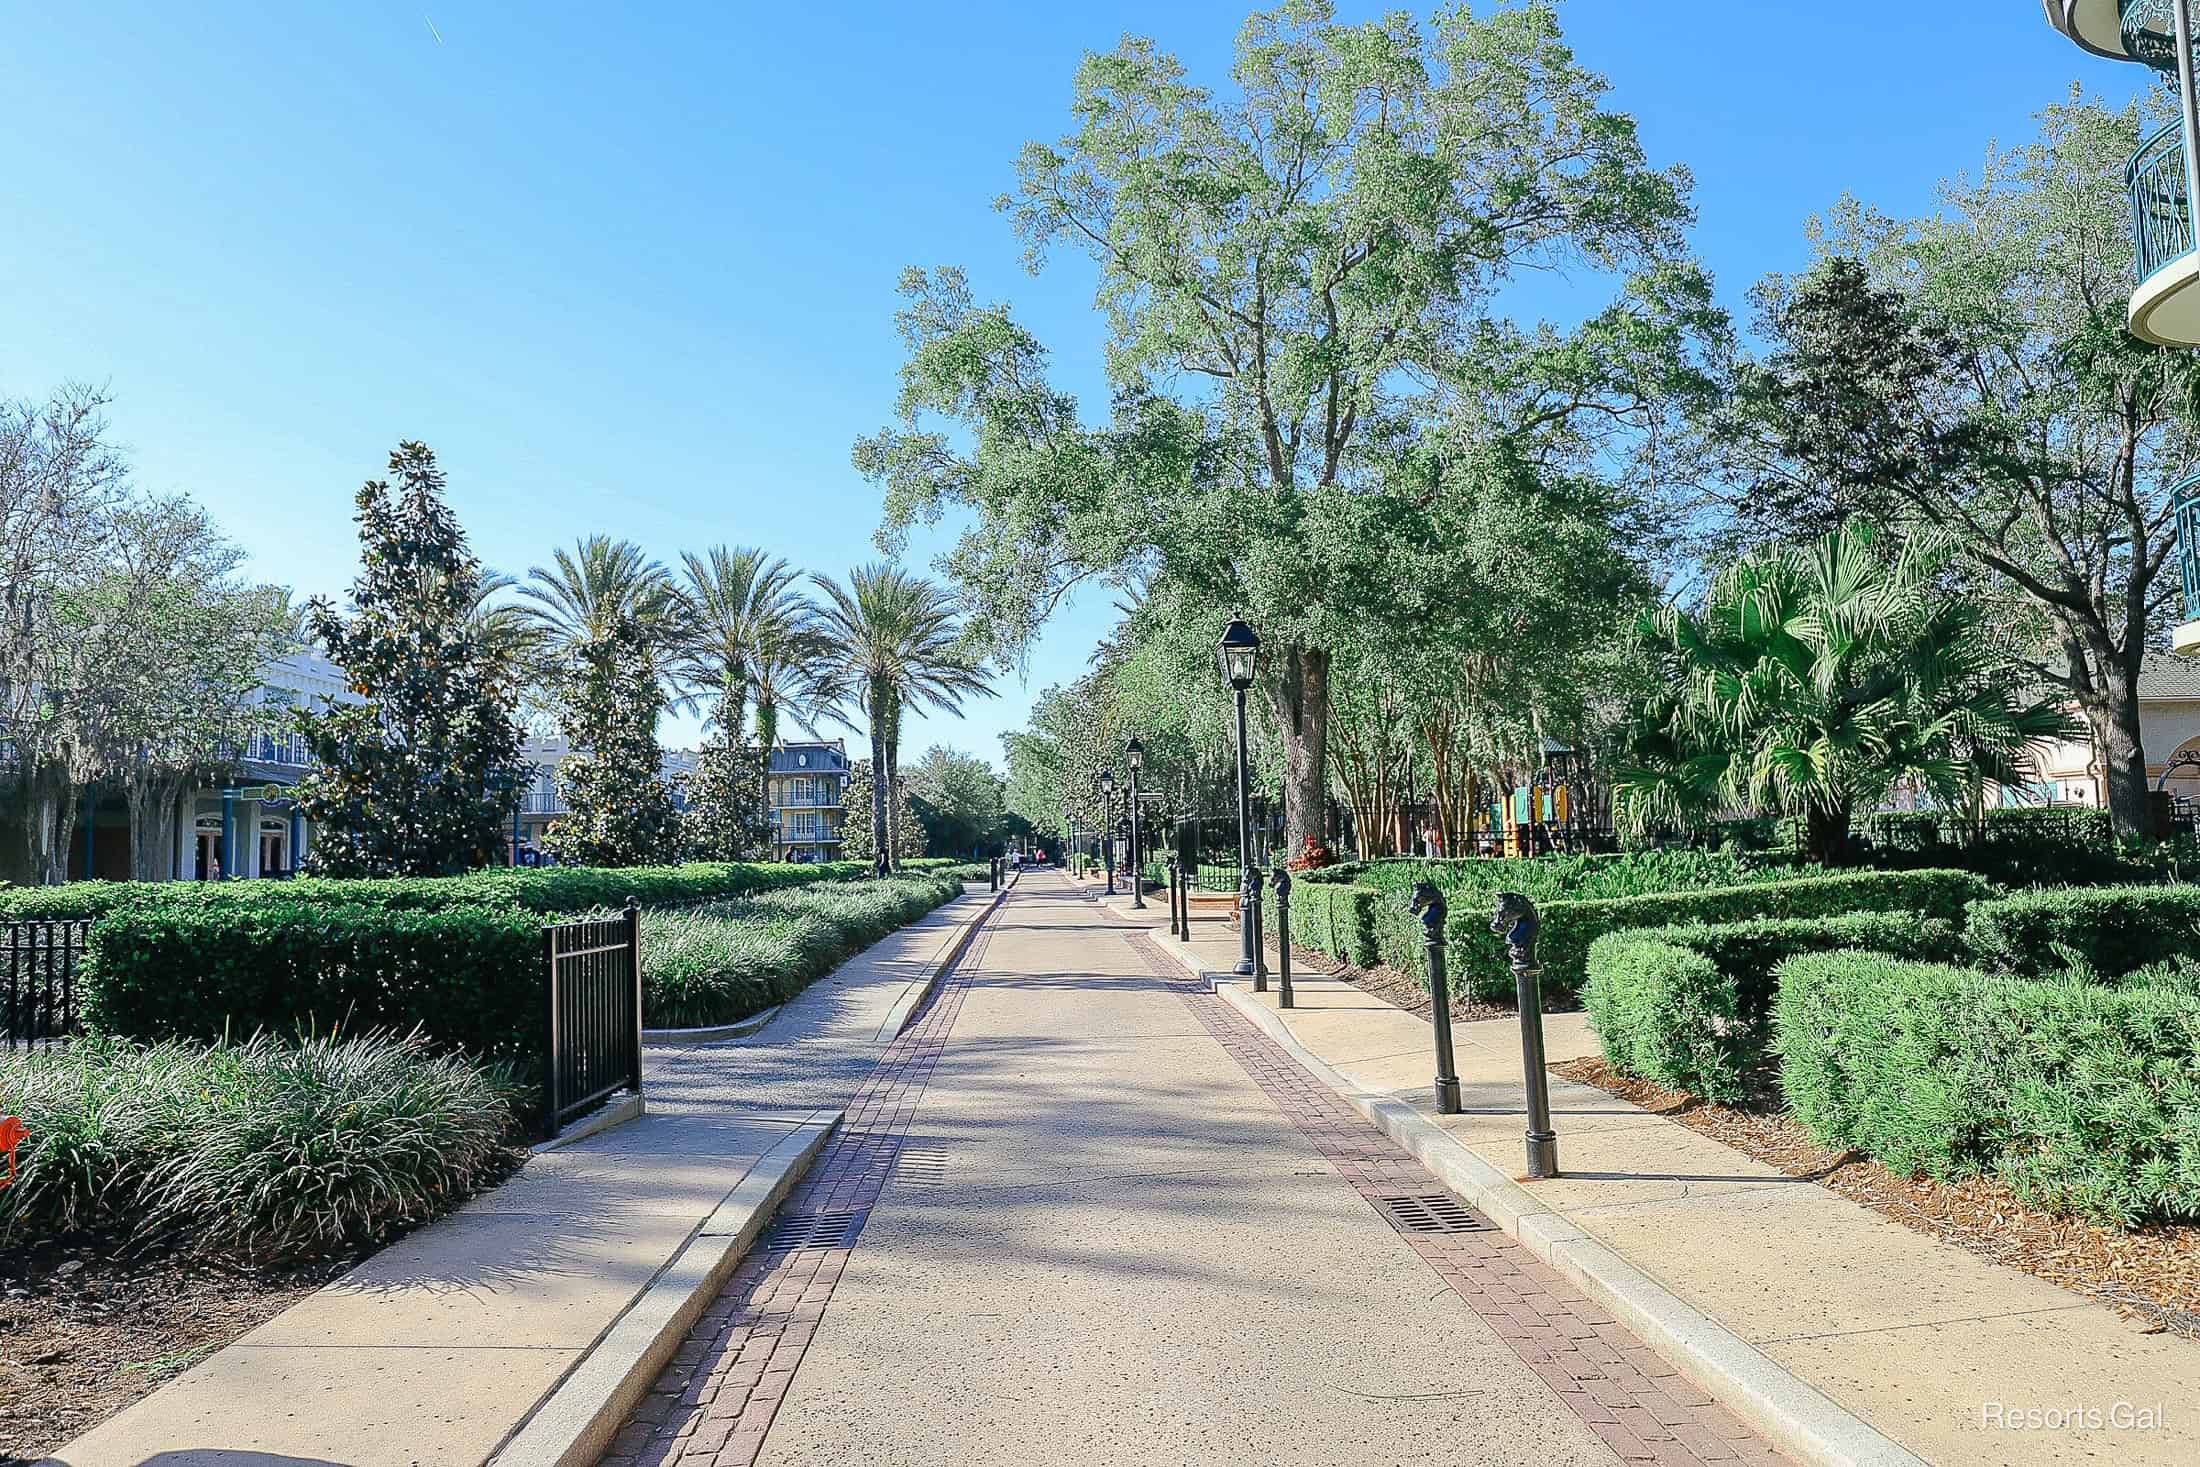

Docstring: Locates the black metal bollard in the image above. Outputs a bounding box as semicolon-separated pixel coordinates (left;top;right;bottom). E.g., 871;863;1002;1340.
1165;858;1181;938
1491;892;1560;1179
1243;866;1267;993
1176;860;1190;938
1409;882;1462;1115
1271;863;1294;1009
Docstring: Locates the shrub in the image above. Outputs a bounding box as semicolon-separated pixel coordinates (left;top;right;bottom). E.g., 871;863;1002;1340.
1965;884;2200;980
0;1031;515;1258
0;859;870;923
641;872;963;1028
80;903;546;1076
1775;951;2200;1224
1582;912;1960;1101
1376;867;1993;1004
1582;937;1742;1100
1288;879;1379;968
1351;849;1779;902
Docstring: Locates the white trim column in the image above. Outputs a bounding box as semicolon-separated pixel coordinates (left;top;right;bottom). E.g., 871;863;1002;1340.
240;799;262;878
172;795;194;880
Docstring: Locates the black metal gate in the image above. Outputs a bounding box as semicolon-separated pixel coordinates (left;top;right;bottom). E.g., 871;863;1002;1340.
4;920;87;1049
542;899;642;1137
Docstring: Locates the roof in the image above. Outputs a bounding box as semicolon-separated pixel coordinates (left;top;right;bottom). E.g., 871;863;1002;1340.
2140;652;2200;701
769;741;848;775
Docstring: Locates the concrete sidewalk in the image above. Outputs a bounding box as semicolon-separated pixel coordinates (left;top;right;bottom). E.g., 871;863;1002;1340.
47;890;996;1467
1109;890;2199;1467
604;870;1789;1466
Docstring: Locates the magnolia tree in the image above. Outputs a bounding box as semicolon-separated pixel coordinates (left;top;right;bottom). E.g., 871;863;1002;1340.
681;729;771;860
295;443;526;877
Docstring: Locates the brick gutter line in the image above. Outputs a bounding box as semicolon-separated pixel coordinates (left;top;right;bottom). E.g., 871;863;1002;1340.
490;886;1009;1467
1106;902;1924;1467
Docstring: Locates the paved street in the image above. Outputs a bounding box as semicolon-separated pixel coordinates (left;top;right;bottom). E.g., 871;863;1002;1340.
599;874;1785;1466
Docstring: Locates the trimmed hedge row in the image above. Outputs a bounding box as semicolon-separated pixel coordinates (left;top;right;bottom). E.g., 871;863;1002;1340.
80;904;548;1075
1289;879;1380;969
1379;868;1993;1003
3;859;870;922
1964;884;2200;980
1582;913;1960;1101
1777;952;2200;1224
1345;850;1781;900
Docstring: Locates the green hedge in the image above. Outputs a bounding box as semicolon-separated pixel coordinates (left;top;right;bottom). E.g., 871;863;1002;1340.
80;903;546;1076
2;859;869;923
1776;951;2200;1224
642;872;965;1028
1582;912;1960;1101
1964;884;2200;979
1378;868;1994;1004
1350;850;1780;901
1288;879;1380;969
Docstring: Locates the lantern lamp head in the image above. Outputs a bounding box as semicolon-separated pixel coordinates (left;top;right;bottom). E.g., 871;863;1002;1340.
1218;617;1260;691
1127;736;1144;772
1100;768;1116;796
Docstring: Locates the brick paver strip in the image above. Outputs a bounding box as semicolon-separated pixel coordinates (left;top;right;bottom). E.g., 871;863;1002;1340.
1119;927;1791;1467
600;890;1788;1467
598;916;998;1467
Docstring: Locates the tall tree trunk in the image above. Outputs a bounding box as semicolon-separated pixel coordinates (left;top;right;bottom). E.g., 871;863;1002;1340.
2086;662;2152;841
884;721;903;869
1270;644;1330;863
27;765;76;886
867;677;890;870
1805;805;1854;866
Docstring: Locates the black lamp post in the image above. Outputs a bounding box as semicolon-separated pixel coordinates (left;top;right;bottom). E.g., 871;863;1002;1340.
1126;737;1146;909
1100;769;1118;896
1219;616;1261;977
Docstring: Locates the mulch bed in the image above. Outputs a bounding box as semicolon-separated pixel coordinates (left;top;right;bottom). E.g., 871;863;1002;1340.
1552;1055;2200;1341
0;1234;360;1463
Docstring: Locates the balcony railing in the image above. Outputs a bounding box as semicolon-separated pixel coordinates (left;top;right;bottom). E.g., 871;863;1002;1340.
2177;471;2200;622
243;731;314;767
521;789;567;816
2131;121;2194;288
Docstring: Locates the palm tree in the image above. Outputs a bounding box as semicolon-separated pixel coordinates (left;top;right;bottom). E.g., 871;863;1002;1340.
811;564;991;869
518;536;684;654
1614;524;2075;862
676;546;812;742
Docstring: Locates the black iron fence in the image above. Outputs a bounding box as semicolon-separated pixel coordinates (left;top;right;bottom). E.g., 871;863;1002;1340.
4;920;86;1050
542;899;642;1138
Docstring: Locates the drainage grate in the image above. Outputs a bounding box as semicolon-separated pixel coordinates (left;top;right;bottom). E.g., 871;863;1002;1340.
893;1146;951;1187
1369;1192;1491;1236
757;1208;867;1252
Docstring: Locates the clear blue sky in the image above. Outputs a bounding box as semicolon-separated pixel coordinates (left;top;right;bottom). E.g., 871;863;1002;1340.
0;2;2151;767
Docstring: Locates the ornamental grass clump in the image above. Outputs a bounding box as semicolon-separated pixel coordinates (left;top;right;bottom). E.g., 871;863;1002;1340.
0;1031;516;1260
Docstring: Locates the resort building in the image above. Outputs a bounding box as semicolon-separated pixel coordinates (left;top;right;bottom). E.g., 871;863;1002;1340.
64;647;359;882
2029;653;2200;806
512;734;698;861
769;740;849;862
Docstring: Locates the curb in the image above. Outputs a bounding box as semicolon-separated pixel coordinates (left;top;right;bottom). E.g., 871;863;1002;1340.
532;1091;645;1154
876;883;1010;1040
489;1113;840;1467
1211;982;1927;1467
642;1005;781;1045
